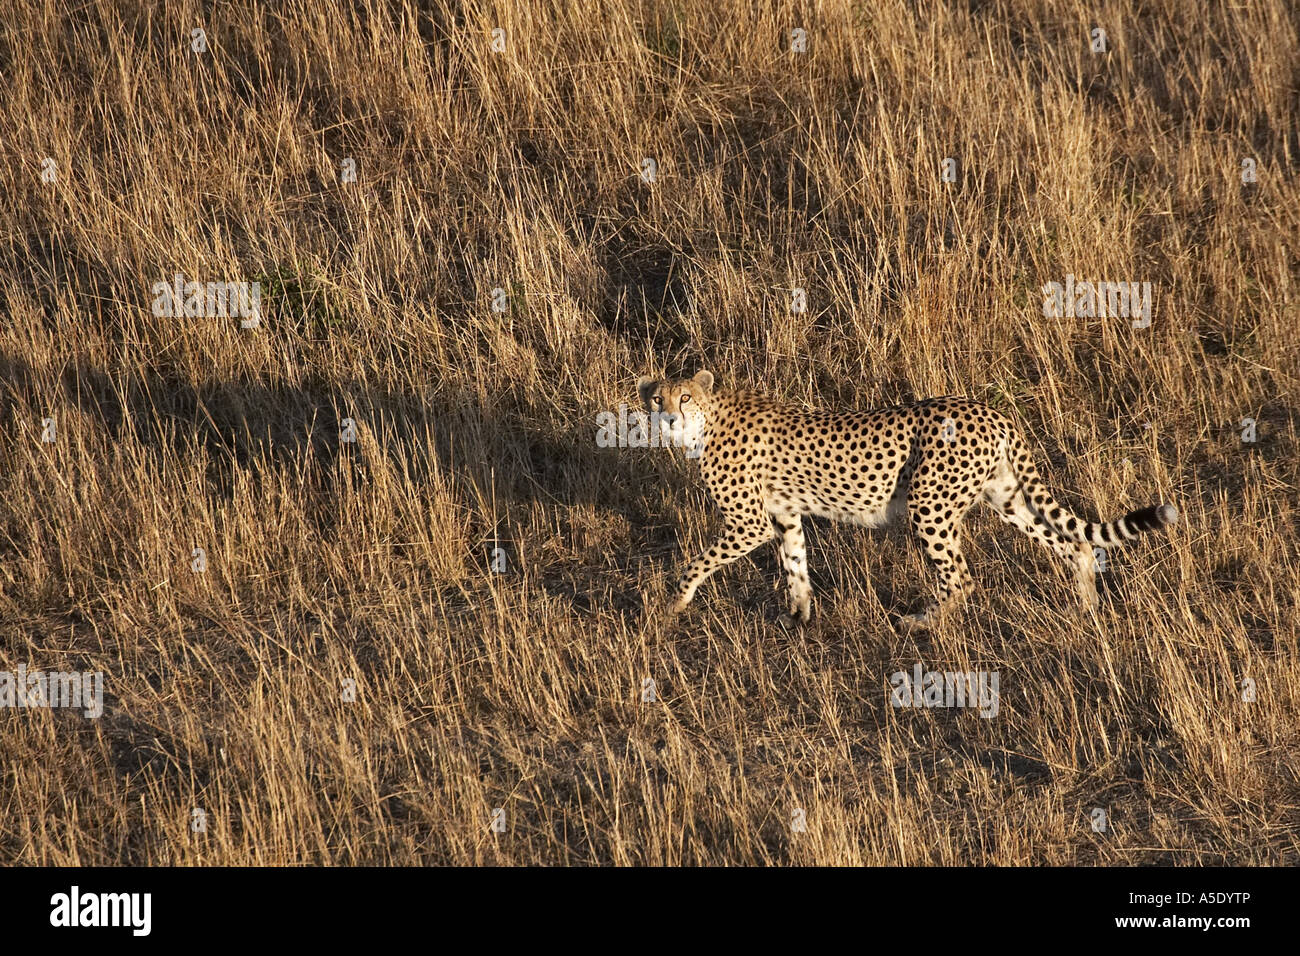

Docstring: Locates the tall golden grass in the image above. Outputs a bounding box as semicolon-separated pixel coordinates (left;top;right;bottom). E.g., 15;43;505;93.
0;0;1296;864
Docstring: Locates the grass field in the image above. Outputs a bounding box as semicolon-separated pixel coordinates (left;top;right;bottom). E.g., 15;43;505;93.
1;0;1297;865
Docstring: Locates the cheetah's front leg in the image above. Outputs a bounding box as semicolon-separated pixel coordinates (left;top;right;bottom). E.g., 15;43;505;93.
771;511;812;623
670;512;774;615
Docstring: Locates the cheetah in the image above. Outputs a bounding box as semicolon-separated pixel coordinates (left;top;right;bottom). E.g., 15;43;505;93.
637;370;1178;627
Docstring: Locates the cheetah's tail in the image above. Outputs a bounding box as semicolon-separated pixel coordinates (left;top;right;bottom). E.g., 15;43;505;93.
1006;433;1178;546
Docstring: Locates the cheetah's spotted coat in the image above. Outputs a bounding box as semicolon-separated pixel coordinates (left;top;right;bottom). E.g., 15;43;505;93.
638;371;1178;626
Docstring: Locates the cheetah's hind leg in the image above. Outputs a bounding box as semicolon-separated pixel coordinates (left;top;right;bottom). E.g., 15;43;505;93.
982;472;1100;611
899;505;976;630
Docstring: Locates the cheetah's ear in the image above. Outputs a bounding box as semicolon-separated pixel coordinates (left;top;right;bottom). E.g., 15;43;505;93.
637;375;658;403
692;370;714;392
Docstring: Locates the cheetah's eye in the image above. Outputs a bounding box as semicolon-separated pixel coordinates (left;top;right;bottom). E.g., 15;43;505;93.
652;396;662;405
680;395;691;404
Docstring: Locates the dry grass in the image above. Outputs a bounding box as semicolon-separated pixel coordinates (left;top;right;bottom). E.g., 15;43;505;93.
0;0;1297;865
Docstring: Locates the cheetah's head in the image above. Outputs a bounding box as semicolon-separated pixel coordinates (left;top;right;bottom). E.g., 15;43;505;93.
636;370;714;455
